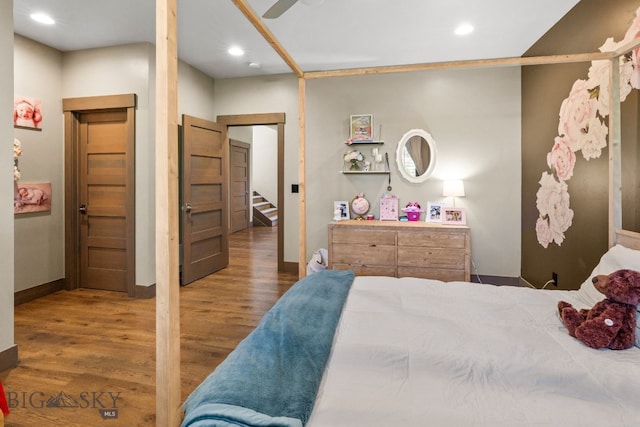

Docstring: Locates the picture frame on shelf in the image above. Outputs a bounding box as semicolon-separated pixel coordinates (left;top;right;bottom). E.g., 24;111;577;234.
350;114;373;142
426;202;443;223
333;200;350;221
442;207;466;225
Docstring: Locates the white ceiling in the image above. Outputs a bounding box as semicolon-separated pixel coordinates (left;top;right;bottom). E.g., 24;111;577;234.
13;0;580;79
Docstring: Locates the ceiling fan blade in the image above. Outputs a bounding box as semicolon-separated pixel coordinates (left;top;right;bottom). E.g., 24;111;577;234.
262;0;298;19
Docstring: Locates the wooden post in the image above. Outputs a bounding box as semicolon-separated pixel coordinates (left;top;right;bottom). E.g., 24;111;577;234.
155;0;181;425
608;55;621;247
298;77;307;277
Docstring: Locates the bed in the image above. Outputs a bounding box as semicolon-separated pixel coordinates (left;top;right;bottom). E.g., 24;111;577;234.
181;231;640;427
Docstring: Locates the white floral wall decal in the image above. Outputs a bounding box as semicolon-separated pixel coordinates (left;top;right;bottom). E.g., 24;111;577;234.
536;6;640;248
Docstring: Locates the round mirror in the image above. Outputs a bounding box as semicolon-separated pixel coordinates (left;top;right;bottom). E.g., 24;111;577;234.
395;129;437;183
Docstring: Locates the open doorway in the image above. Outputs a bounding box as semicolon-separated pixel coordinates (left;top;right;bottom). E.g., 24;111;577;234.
217;113;296;274
229;125;278;232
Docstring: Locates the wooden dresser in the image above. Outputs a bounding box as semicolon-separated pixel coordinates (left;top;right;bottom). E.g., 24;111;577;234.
328;220;471;282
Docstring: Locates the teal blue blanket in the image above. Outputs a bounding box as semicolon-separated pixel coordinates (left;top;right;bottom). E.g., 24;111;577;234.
181;269;355;427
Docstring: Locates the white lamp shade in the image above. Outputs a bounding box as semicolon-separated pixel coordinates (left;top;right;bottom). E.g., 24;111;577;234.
443;180;465;198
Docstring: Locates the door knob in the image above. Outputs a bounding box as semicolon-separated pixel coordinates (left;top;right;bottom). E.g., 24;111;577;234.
79;204;87;214
184;203;192;213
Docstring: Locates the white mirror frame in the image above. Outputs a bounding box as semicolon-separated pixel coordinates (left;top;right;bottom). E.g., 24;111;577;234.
395;128;437;184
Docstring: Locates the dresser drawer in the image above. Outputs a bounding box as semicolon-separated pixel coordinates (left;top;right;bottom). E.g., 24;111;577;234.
397;230;467;248
398;266;466;282
331;243;396;266
397;247;466;270
331;228;396;245
333;263;397;277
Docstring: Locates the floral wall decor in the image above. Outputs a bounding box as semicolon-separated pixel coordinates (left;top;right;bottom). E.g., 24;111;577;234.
13;138;22;182
535;6;640;248
343;149;365;171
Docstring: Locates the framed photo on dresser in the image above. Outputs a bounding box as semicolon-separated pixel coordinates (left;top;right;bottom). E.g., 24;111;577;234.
427;202;443;223
333;200;350;220
442;207;466;225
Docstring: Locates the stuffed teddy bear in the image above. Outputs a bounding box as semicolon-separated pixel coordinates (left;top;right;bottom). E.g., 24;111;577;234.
558;269;640;350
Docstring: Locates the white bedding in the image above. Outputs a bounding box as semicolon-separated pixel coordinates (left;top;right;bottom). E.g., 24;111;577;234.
307;276;640;427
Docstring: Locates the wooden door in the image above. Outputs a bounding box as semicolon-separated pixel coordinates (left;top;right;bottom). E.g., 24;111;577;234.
181;115;229;285
230;139;250;233
78;109;135;293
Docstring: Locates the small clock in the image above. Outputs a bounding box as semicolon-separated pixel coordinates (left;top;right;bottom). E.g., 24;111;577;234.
351;194;370;220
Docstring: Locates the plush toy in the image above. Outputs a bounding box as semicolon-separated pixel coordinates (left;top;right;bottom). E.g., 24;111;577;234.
558;269;640;350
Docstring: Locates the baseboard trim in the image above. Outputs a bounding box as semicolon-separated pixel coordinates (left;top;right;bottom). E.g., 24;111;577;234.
135;283;156;299
14;279;65;306
281;262;299;275
471;275;521;287
15;279;156;303
0;344;18;372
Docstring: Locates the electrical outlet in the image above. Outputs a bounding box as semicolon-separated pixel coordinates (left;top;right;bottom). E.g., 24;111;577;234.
552;272;558;287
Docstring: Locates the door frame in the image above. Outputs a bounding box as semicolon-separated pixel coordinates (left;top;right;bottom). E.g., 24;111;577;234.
217;113;296;273
62;94;137;296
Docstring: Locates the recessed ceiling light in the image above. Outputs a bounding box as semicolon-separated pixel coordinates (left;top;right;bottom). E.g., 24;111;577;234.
454;23;474;36
30;12;55;25
228;46;244;56
249;62;261;69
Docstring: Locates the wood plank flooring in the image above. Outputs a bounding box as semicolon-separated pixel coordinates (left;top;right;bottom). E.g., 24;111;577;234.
1;226;298;426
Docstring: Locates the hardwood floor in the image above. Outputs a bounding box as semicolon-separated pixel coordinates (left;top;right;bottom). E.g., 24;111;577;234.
1;226;298;427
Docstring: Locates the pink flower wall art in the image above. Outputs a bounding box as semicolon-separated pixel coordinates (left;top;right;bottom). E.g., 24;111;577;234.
535;6;640;248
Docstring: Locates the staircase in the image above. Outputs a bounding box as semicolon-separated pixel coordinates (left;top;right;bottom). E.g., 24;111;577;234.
252;191;277;227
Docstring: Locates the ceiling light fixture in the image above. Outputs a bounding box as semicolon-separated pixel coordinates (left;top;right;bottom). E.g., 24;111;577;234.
454;23;474;36
30;12;55;25
249;62;261;69
228;46;244;56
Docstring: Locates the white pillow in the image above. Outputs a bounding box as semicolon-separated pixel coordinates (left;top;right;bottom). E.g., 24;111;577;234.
575;244;640;348
577;244;640;306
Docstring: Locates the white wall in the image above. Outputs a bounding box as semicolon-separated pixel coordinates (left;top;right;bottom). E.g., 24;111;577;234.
13;35;64;292
178;61;217;122
1;0;15;358
252;125;278;206
304;68;522;277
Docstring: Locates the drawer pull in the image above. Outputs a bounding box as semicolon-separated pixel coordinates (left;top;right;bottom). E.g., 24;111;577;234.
369;244;377;247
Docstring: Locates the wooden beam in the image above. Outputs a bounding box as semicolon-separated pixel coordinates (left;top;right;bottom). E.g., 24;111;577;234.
217;112;285;126
155;0;181;426
608;56;622;248
303;52;613;79
232;0;304;77
614;36;640;56
298;77;307;277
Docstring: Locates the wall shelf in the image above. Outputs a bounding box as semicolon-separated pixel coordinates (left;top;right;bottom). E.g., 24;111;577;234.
345;141;384;145
341;170;389;175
